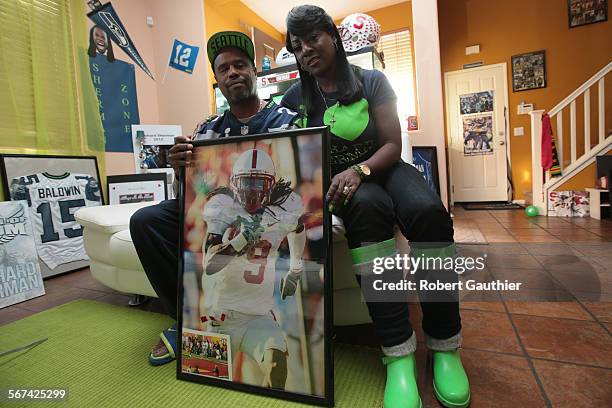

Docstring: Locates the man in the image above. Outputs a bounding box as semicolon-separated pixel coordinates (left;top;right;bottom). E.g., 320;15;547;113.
130;31;299;367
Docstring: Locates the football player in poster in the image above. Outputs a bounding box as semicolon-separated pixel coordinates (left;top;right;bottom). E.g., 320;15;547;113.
199;148;305;390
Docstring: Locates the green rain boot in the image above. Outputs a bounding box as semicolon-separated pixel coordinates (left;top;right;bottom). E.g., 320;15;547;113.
432;350;470;408
382;354;422;408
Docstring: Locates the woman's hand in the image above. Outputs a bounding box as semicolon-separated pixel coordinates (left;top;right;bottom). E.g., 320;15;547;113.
326;168;361;212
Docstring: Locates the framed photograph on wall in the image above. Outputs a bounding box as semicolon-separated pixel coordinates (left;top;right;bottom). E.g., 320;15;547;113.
568;0;608;28
107;173;167;205
178;127;333;406
0;154;103;278
412;146;441;196
511;50;546;92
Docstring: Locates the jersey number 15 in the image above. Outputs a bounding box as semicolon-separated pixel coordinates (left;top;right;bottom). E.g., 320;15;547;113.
36;199;85;243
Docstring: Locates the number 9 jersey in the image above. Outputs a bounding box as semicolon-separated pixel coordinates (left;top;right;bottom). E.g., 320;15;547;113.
201;191;304;317
9;172;102;269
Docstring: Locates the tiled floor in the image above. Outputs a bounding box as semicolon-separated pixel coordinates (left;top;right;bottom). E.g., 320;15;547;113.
2;207;611;407
0;268;167;324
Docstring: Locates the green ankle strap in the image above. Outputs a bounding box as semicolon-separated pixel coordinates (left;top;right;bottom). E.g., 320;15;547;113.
350;238;396;264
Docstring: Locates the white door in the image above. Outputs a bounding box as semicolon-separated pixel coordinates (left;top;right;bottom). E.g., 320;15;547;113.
445;63;509;202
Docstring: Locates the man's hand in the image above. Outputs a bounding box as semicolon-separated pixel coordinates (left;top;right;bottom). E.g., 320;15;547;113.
169;135;193;172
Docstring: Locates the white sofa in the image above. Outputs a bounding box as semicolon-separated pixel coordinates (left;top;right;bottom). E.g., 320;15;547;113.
75;202;407;326
76;202;159;297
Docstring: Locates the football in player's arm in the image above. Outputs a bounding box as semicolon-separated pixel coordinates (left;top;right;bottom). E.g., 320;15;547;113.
202;206;306;300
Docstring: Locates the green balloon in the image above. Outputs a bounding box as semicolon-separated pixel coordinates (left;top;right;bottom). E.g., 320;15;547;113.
525;205;539;217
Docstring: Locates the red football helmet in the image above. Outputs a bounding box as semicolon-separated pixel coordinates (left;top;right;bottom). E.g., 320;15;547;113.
230;149;276;213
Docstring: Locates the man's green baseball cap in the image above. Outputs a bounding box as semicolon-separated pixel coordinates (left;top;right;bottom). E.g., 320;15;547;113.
207;31;255;67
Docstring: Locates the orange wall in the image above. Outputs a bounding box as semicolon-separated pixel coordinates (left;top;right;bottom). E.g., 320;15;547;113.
438;0;612;199
204;0;283;44
559;163;597;191
557;149;612;191
369;1;413;33
336;2;413;34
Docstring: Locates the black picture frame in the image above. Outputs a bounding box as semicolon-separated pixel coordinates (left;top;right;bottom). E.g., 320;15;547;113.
568;0;608;28
107;173;167;205
0;153;104;278
177;127;333;407
511;50;547;92
412;146;441;197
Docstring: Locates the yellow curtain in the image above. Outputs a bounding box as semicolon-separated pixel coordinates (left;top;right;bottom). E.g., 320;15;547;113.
0;0;105;199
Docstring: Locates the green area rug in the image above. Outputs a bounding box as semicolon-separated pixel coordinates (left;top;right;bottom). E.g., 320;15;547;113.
0;300;386;408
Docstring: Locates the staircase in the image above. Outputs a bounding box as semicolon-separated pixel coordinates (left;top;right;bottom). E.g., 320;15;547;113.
530;61;612;215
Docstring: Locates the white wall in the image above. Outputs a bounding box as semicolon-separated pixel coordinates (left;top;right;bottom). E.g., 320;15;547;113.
410;0;449;207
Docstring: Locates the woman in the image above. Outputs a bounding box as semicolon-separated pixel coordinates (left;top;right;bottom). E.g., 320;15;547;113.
281;6;470;408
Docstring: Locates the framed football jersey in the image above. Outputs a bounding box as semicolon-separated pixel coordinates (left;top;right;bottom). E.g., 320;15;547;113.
0;154;103;278
178;127;333;406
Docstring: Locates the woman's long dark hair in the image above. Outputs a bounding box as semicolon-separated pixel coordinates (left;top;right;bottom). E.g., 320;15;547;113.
88;25;115;62
285;5;363;115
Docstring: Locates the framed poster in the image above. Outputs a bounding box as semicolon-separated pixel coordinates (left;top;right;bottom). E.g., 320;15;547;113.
459;91;494;115
572;191;590;217
412;146;441;196
548;191;574;217
178;127;333;406
0;154;103;278
548;190;591;217
568;0;607;28
0;200;45;309
511;50;546;92
107;173;167;205
132;124;181;199
462;114;494;156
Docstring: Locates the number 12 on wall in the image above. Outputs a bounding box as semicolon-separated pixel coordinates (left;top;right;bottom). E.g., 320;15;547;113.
169;39;200;74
